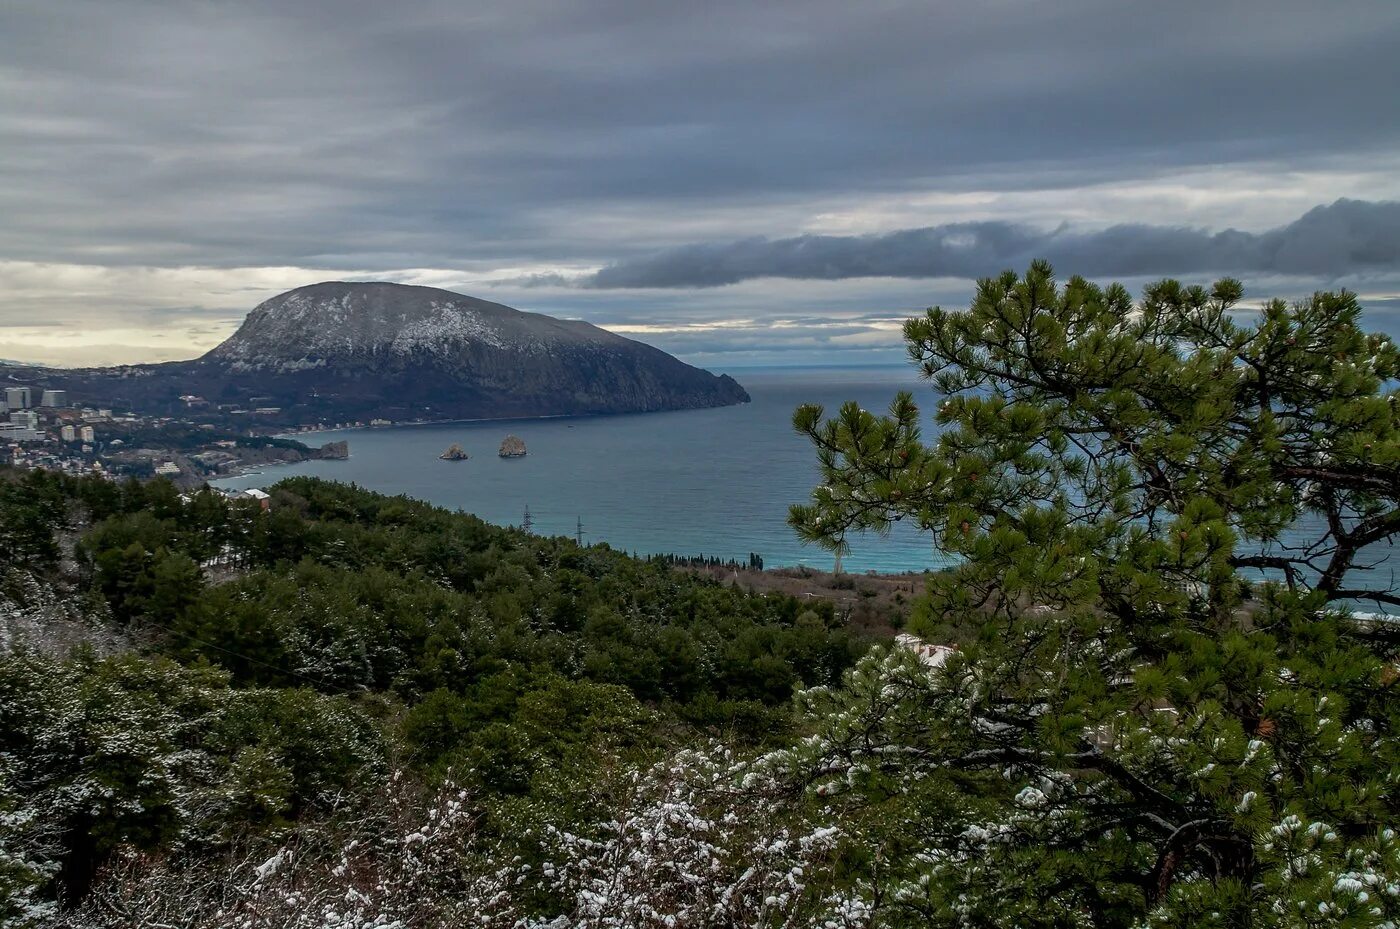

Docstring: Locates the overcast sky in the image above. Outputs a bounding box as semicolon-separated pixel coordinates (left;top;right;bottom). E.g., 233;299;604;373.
3;0;1400;367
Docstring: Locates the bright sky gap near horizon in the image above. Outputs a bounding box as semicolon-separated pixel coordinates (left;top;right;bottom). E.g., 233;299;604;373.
3;1;1400;368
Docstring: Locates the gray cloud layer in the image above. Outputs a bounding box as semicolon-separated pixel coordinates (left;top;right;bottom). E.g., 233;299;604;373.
5;1;1400;364
580;200;1400;288
3;1;1400;272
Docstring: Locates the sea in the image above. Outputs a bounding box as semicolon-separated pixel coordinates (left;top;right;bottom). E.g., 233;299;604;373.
210;364;1399;613
213;366;951;574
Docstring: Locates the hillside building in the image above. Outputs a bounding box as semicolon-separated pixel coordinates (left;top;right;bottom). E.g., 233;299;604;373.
0;410;41;442
895;633;959;669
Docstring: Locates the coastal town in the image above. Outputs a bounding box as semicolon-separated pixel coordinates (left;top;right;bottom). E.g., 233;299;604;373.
0;380;352;489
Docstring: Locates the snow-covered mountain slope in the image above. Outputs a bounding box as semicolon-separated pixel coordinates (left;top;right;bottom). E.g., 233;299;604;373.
205;282;611;371
17;282;749;426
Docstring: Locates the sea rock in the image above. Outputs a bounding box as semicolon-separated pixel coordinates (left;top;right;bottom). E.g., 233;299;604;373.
498;435;527;458
440;443;469;460
319;440;350;459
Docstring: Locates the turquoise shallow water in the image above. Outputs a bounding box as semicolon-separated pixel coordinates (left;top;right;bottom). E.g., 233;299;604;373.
211;364;1398;611
213;366;954;573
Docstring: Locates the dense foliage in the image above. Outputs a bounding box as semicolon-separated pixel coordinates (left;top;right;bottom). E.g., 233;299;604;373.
787;262;1400;926
0;469;863;924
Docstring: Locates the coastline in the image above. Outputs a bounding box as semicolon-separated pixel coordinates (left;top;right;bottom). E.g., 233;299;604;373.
213;446;940;587
209;366;943;576
265;399;751;439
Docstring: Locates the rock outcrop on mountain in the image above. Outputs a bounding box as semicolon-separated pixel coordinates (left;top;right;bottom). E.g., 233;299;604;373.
6;282;749;427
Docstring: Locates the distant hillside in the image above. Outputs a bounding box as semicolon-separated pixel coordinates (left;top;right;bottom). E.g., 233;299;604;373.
0;282;749;427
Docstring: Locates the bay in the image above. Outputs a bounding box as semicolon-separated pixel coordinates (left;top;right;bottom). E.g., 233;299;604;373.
211;363;1397;614
213;365;954;574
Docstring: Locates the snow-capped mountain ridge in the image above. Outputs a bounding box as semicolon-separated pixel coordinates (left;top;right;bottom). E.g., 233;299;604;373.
7;282;749;426
187;281;750;423
206;282;605;371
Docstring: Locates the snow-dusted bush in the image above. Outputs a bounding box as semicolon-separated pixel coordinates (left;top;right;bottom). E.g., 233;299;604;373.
58;745;876;929
67;772;516;929
755;643;1400;928
0;650;382;915
520;745;868;929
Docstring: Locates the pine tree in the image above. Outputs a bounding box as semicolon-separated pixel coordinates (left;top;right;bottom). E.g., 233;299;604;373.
787;262;1400;926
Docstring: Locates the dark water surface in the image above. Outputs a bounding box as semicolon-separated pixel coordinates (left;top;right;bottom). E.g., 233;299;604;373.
214;366;953;573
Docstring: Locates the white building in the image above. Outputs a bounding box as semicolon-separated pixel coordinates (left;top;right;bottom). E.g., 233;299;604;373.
0;411;41;441
60;424;76;442
79;425;95;443
243;488;272;510
40;389;68;408
5;387;31;410
154;461;181;476
895;633;959;669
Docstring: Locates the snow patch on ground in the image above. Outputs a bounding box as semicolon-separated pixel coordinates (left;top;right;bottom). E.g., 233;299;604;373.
391;301;506;354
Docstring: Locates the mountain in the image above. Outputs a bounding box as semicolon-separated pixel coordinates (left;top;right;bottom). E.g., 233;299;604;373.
6;283;749;426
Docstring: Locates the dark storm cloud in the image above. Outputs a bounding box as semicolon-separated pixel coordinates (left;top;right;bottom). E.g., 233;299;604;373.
2;0;1400;270
580;200;1400;288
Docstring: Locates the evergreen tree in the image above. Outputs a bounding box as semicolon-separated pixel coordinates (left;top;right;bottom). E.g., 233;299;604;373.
787;262;1400;926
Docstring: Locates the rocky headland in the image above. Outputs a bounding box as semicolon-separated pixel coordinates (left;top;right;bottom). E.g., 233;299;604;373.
3;282;749;429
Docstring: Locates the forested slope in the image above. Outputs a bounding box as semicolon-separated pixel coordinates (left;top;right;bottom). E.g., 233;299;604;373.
0;469;866;926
